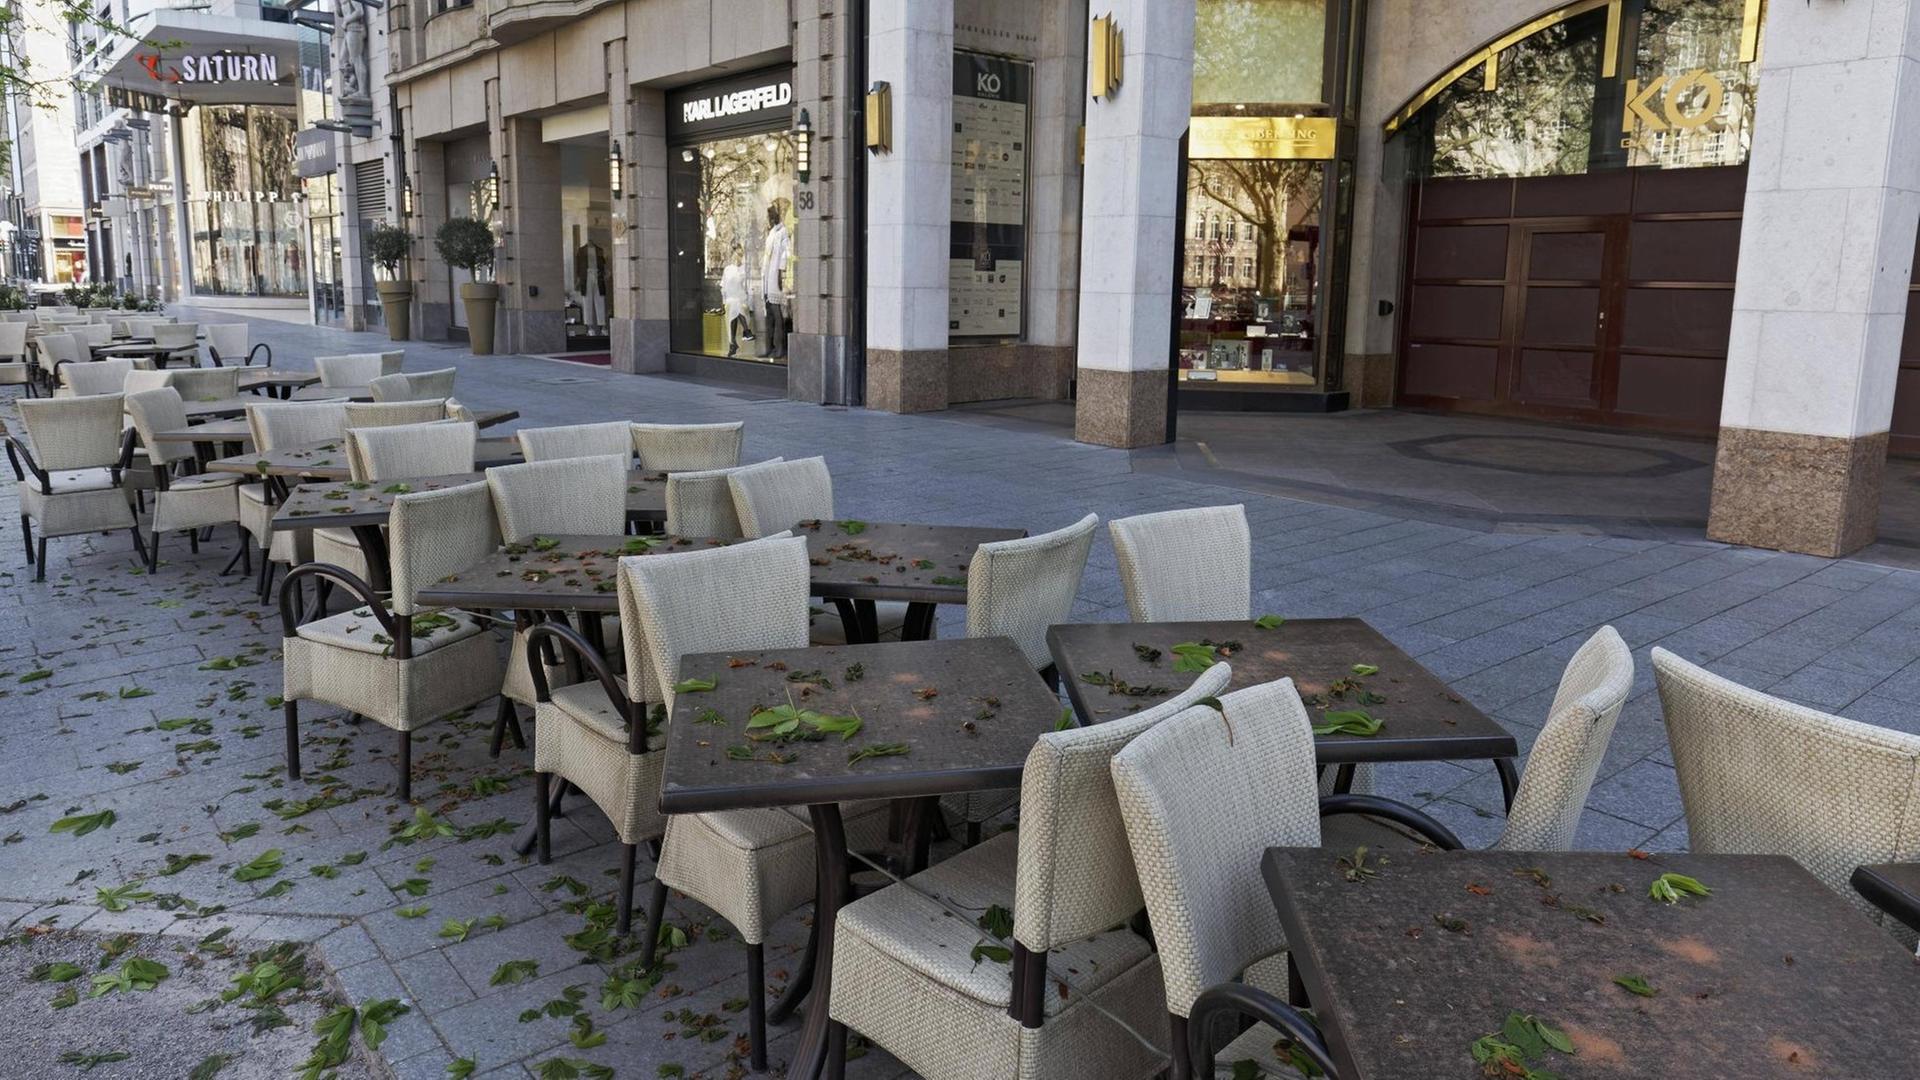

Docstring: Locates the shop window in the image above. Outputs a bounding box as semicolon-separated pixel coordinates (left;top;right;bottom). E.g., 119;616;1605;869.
666;130;795;362
182;104;306;297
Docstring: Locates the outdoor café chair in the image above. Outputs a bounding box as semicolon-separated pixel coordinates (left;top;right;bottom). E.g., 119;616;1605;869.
125;317;171;340
206;323;271;367
515;421;633;463
370;366;456;402
123;370;172;397
311;420;478;598
241;402;347;603
1111;676;1462;1079
630;420;744;472
342;400;449;429
151;322;199;359
280;479;506;801
124;387;246;574
314;351;403;387
826;664;1235;1080
168;366;241;402
939;512;1099;844
1323;625;1632;854
1110;505;1250;622
40;333;93;391
0;321;32;397
7;394;144;580
488;454;631;750
727;455;910;643
73;321;112;347
57;356;134;397
595;535;887;1070
662;459;783;538
1654;647;1920;943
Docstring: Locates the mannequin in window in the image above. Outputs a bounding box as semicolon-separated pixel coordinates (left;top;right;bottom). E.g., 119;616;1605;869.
720;244;752;357
757;203;789;359
574;238;607;333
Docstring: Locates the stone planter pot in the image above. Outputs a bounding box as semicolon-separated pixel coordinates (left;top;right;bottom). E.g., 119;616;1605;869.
459;281;500;355
376;280;413;341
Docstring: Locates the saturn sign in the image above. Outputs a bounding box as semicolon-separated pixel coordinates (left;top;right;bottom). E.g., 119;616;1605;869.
139;52;281;85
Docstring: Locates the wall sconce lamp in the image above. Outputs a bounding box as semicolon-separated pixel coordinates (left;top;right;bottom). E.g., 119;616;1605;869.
865;82;892;154
399;174;415;218
793;108;812;182
484;160;501;216
608;140;624;200
1090;14;1123;100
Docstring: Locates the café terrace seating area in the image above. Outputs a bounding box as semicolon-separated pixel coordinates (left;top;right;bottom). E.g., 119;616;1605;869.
4;315;1920;1079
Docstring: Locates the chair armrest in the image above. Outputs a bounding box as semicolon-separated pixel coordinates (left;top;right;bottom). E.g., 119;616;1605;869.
3;433;39;483
279;563;398;646
118;427;138;473
523;621;642;750
1318;793;1464;850
248;343;271;367
1187;982;1339;1079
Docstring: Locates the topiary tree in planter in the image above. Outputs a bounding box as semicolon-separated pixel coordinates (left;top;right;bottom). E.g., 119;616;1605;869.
367;222;415;341
435;217;499;353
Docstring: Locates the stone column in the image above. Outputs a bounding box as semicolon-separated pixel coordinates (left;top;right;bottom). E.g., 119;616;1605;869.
1707;0;1920;557
412;133;454;342
1072;0;1193;448
789;0;856;404
865;0;952;413
500;116;566;355
615;84;670;374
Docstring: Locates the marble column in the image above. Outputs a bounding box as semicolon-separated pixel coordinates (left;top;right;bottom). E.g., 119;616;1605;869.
865;0;952;413
1708;0;1920;557
501;117;566;355
1072;0;1193;448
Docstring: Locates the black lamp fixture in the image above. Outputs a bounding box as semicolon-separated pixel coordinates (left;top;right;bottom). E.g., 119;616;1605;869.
399;173;415;218
793;108;812;183
608;139;624;200
484;160;501;215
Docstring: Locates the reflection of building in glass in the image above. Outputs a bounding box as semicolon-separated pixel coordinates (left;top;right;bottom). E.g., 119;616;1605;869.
181;104;307;298
668;130;794;362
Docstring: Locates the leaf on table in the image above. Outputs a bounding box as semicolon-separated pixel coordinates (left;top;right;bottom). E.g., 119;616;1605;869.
1612;973;1657;998
673;676;716;694
1350;663;1379;676
1648;871;1710;904
848;742;909;765
1253;614;1285;630
1169;643;1218;673
837;519;867;535
1312;710;1383;737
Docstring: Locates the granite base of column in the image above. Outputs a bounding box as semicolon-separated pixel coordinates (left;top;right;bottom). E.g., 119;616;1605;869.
610;317;669;374
1343;352;1394;408
1706;426;1885;557
1074;368;1168;448
867;347;949;413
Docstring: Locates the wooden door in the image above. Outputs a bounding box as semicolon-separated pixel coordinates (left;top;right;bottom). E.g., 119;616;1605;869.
1505;220;1618;411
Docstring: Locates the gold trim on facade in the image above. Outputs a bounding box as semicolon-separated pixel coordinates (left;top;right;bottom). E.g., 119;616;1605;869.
1739;0;1765;63
1188;115;1337;160
1601;0;1622;78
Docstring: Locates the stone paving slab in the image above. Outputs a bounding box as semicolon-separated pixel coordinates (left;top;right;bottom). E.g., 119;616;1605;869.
3;307;1920;1077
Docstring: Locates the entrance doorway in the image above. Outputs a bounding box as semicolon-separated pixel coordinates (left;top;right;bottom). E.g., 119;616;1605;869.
1397;166;1743;433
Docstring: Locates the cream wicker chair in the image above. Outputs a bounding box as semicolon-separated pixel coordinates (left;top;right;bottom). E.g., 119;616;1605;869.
0;321;31;397
727;455;909;644
168;366;241;402
1110;676;1461;1078
314;352;403;387
939;513;1100;845
123;369;173;397
1653;647;1920;942
663;459;782;538
206;324;269;367
312;421;478;593
1109;505;1250;622
125;317;170;340
827;664;1235;1080
151;322;199;364
281;479;505;801
342;400;448;429
488;453;631;754
58;357;135;397
603;535;888;1071
1323;625;1634;855
73;321;112;347
6;394;144;580
630;420;744;471
515;421;634;463
35;331;83;389
369;366;456;402
124;388;246;574
241;402;347;603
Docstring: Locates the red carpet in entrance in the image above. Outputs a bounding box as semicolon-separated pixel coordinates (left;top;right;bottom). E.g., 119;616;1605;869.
546;352;611;366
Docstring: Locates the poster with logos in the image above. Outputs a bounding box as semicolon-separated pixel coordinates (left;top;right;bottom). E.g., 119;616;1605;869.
949;51;1030;339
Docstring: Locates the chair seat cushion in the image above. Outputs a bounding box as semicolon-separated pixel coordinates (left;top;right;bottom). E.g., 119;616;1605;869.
168;472;241;491
658;801;893;945
836;831;1153;1013
548;678;632;744
295;606;490;657
22;467;120;494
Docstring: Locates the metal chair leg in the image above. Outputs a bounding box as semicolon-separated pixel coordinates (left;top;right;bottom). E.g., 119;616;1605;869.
616;843;637;936
20;515;33;564
534;772;552;864
747;943;768;1071
34;536;46;581
395;730;411;802
147;529;162;573
639;879;669;967
283;698;301;780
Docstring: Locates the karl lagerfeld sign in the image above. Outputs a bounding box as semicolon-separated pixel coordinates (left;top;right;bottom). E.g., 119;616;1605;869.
666;67;793;142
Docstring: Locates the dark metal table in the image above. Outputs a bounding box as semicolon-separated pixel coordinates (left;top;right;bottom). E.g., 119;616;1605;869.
794;519;1023;641
181;393;350;420
658;636;1060;1080
1260;847;1920;1079
206;433;523;480
274;470;668;534
161;407;518;448
1851;862;1920;933
293;383;372;401
92;341;200;366
1048;618;1521;802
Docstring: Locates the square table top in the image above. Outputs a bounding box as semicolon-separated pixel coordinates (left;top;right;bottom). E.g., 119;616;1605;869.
273;469;667;530
1262;847;1920;1079
293;384;372;401
414;522;1020;613
793;519;1023;605
1047;618;1514;764
206;433;523;479
162;406;517;447
181;393;350;420
414;533;734;610
237;368;321;390
1850;862;1920;933
659;636;1060;814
